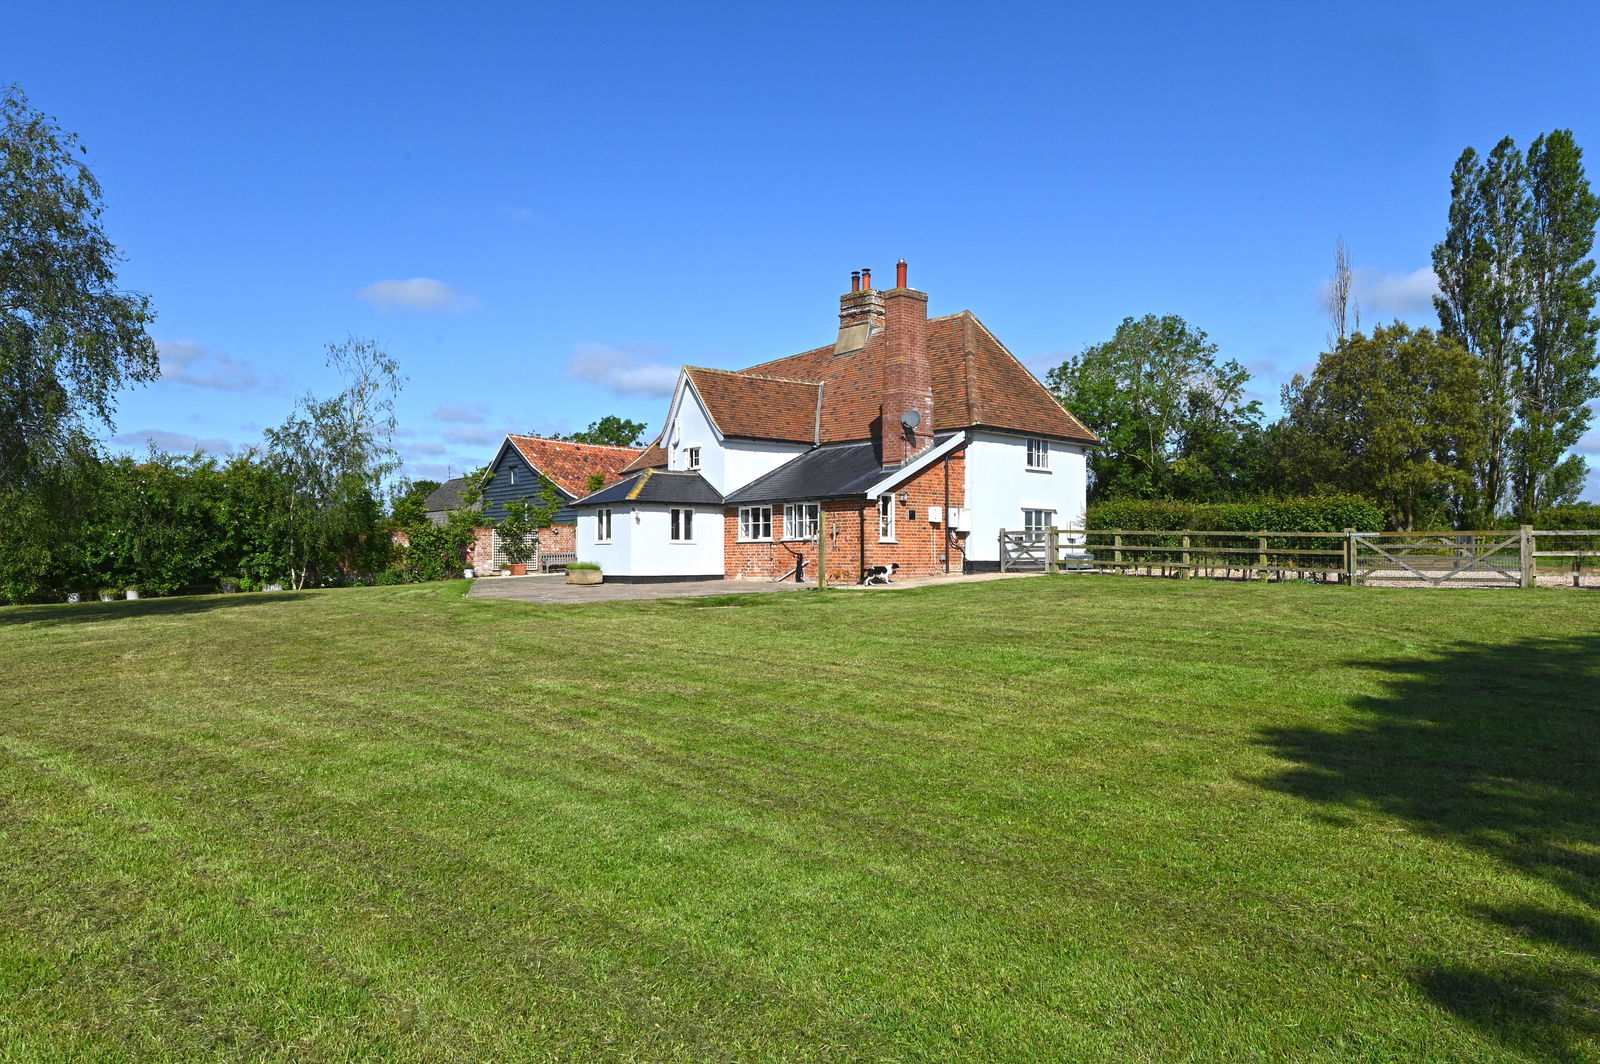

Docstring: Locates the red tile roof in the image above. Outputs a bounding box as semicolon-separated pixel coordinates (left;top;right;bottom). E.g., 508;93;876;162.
505;435;644;496
738;311;1096;444
620;434;668;473
684;367;820;443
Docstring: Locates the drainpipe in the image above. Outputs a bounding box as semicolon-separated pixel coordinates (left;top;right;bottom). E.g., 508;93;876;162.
943;455;951;573
858;501;866;581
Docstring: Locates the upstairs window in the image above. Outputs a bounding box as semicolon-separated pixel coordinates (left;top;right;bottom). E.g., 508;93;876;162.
509;466;518;485
686;446;701;470
878;495;896;542
671;508;694;542
739;506;773;541
596;508;613;543
1027;438;1050;470
1023;508;1056;533
784;502;819;541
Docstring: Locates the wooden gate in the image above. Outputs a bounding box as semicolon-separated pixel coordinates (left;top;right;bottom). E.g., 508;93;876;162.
1351;530;1525;587
999;530;1048;572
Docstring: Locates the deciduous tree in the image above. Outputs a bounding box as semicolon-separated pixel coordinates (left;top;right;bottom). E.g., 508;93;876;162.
1279;323;1484;530
564;415;647;447
1046;315;1265;502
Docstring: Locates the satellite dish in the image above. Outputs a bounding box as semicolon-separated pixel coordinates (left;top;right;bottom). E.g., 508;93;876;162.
900;409;922;430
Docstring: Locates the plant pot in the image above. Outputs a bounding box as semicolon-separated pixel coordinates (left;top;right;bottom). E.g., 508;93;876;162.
220;579;240;594
508;563;527;576
125;588;140;600
65;592;82;604
99;592;116;602
565;569;603;585
463;568;475;579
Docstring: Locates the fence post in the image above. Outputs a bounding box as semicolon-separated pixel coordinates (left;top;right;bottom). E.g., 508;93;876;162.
1343;528;1355;586
1520;525;1535;588
999;529;1008;573
1181;535;1192;578
817;508;828;590
1113;532;1123;569
1257;535;1269;581
1046;526;1059;574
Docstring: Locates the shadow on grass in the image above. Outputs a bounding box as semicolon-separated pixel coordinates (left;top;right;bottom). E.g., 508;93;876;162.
0;592;312;629
1259;635;1600;1061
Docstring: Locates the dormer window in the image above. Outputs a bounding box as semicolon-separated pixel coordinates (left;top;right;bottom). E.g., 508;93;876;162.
1026;438;1050;470
686;446;700;470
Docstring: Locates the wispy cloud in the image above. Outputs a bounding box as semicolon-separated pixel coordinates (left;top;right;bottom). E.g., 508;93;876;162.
157;340;264;392
406;440;448;456
1324;266;1441;320
402;461;454;482
113;429;233;454
568;342;679;398
431;403;489;424
445;426;497;446
359;278;478;312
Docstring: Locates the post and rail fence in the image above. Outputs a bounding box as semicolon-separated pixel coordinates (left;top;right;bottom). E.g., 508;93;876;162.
998;526;1600;588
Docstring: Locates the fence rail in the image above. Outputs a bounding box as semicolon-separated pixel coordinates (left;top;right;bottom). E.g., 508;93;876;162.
998;526;1600;588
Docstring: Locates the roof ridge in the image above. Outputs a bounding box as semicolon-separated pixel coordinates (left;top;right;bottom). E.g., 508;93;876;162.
506;433;646;452
686;365;820;387
626;468;652;500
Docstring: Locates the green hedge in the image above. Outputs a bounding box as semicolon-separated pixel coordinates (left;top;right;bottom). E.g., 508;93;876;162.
1080;496;1383;571
1086;496;1383;534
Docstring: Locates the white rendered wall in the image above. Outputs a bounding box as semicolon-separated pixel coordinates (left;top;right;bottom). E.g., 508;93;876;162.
963;431;1088;562
667;385;807;494
576;507;632;573
623;506;723;575
667;386;724;487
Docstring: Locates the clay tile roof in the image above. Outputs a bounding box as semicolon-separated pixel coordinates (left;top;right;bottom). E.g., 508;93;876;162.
505;435;645;496
620;434;668;473
684;367;821;443
740;313;1096;445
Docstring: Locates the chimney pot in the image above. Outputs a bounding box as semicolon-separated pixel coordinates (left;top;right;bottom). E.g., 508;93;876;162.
896;259;908;289
861;267;872;290
850;270;860;293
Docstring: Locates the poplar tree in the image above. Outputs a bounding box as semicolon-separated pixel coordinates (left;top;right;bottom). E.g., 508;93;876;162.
1431;138;1530;522
1513;129;1600;516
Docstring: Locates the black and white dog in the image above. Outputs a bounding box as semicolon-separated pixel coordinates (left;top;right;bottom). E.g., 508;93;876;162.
861;563;900;585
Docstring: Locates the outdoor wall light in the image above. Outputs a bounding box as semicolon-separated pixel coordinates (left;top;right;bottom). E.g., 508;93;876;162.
898;490;910;506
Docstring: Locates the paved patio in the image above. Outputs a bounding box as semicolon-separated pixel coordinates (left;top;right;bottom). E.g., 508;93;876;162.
466;570;1038;604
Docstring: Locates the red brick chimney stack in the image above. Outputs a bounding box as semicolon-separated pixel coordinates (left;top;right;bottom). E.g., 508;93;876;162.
879;260;933;465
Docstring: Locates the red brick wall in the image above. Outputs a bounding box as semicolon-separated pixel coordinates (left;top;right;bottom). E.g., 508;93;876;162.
467;522;577;572
722;448;967;582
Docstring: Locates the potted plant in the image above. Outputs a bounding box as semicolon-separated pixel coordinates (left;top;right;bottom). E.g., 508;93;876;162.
565;561;603;586
463;566;475;579
496;497;550;577
98;587;117;602
125;587;140;600
65;591;82;604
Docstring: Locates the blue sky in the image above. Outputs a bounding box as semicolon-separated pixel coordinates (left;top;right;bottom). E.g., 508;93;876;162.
8;1;1600;497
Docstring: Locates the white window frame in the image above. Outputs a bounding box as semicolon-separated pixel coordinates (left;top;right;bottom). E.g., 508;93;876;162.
739;505;773;542
595;508;613;543
878;494;896;542
1022;508;1056;533
1026;437;1050;470
686;446;701;470
509;466;518;485
783;502;819;541
670;508;694;543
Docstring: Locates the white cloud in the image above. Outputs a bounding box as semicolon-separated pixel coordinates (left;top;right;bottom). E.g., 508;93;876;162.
113;429;233;454
402;461;454;482
358;278;477;312
406;440;448;456
432;403;488;424
445;426;497;446
157;340;264;391
1344;266;1441;319
568;342;679;398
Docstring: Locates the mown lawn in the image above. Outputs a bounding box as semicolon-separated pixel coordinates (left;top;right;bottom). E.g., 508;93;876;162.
1;577;1596;1063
